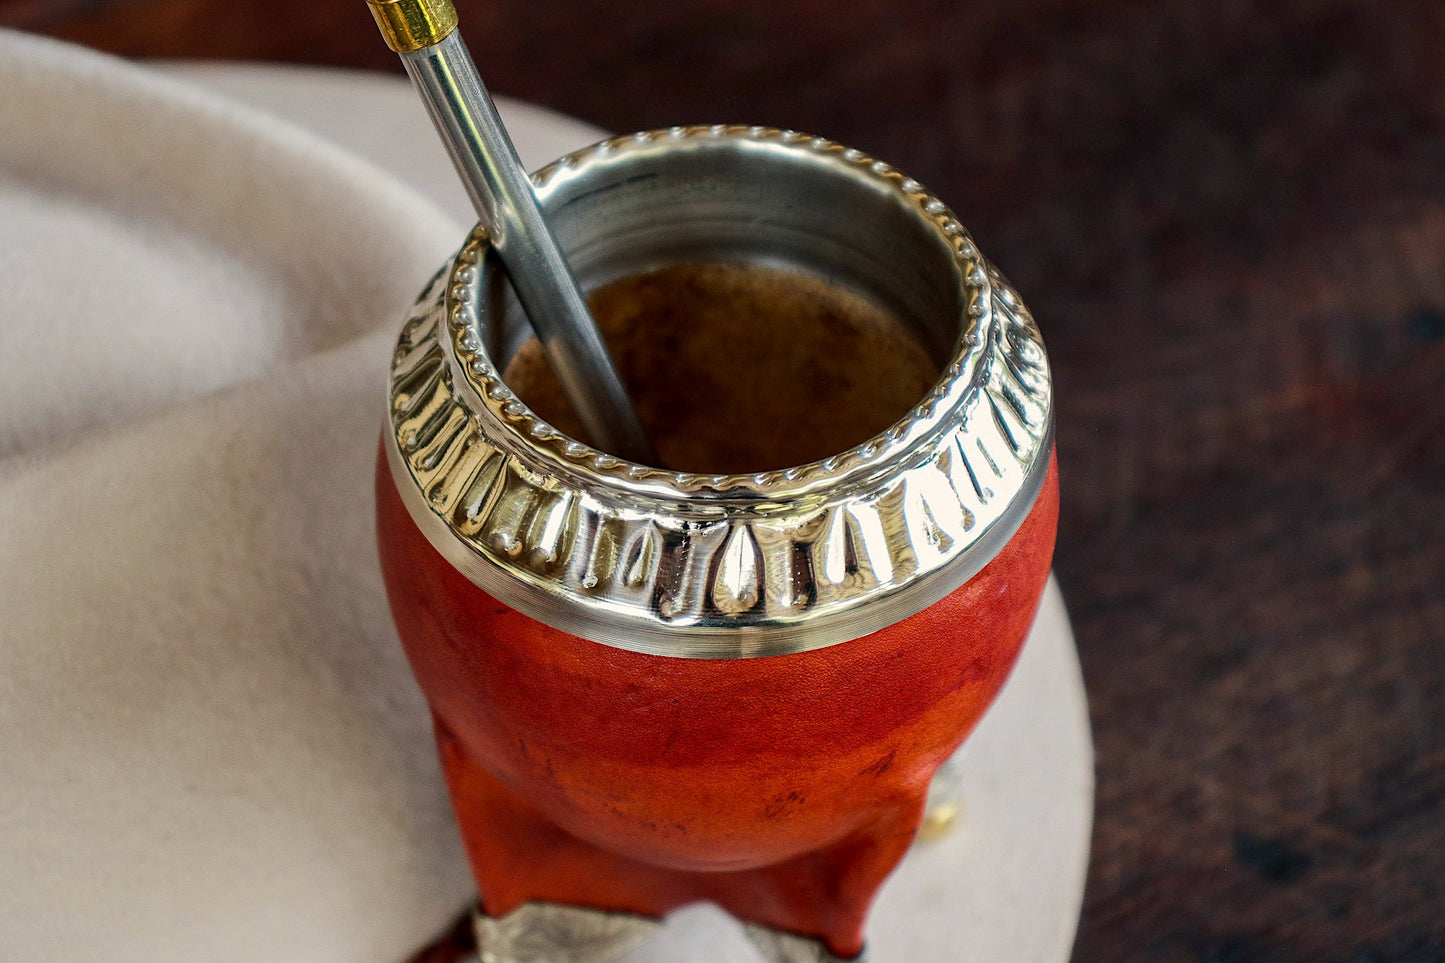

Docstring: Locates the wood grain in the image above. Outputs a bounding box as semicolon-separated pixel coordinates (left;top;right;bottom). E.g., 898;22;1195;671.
7;0;1443;958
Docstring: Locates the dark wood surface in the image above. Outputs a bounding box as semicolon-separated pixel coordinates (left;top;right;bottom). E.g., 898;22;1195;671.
6;0;1443;959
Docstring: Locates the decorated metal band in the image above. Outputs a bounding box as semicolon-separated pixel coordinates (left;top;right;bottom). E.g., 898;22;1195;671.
470;902;863;962
384;126;1054;658
366;0;458;53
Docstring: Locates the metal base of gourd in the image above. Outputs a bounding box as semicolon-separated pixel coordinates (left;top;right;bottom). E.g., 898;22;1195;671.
472;903;864;963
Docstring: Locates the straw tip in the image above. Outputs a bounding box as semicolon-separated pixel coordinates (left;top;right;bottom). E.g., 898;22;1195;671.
367;0;458;53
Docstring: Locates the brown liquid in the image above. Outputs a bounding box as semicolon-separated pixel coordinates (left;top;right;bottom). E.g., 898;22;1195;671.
502;262;940;475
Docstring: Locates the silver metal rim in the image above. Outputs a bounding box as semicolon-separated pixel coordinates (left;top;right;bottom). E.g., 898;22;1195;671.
383;126;1053;658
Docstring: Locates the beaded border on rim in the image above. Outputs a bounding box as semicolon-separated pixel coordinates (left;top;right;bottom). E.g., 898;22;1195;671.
469;125;997;504
383;126;1053;656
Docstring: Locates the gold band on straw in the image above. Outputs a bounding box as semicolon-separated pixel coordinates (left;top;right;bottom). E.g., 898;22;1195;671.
367;0;458;52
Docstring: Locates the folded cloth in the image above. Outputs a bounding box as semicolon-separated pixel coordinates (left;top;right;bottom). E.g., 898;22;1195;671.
0;29;478;961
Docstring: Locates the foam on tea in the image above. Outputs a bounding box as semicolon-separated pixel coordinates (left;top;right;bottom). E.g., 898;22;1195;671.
502;262;941;474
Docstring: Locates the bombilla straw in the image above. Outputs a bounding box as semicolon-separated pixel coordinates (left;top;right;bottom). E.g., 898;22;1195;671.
367;0;656;465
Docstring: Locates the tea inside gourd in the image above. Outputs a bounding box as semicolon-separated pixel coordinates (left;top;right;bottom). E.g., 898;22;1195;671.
502;262;941;475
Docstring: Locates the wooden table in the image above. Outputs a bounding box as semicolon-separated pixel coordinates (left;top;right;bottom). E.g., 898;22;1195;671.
7;0;1442;959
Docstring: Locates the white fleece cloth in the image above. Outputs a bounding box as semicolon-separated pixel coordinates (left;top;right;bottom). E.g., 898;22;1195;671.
0;30;475;961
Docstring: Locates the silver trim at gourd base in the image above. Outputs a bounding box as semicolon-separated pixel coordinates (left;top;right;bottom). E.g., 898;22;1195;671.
472;902;867;963
384;125;1053;659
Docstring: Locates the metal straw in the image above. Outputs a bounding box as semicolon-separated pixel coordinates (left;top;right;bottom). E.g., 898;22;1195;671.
368;0;655;465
